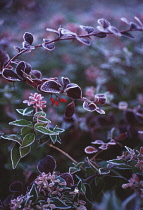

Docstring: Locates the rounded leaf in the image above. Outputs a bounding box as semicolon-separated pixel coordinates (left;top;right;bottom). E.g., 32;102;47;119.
37;155;56;174
61;77;70;89
65;101;75;118
91;140;104;145
83;101;97;112
60;173;74;187
9;181;23;192
80;25;94;34
23;32;33;45
40;80;62;93
65;84;82;99
97;18;111;28
30;70;42;79
16;61;26;79
42;42;55;51
84;146;98;154
2;69;21;81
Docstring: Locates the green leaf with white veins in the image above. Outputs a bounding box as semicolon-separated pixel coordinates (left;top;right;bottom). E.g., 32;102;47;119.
11;142;21;169
21;126;33;138
35;123;58;135
20;145;31;158
2;134;22;145
9;119;32;127
22;133;35;148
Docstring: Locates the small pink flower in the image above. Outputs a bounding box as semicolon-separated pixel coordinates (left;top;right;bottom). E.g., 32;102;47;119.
122;174;140;189
23;93;46;111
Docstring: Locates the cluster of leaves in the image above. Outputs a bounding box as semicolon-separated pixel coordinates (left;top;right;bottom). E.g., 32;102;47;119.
1;94;65;169
1;155;87;210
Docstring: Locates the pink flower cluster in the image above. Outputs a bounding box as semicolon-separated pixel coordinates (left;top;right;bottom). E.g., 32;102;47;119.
23;93;46;112
122;173;143;197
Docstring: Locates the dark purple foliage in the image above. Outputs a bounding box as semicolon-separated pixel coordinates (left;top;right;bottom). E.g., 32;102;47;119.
37;155;56;174
60;173;74;187
9;181;23;192
65;101;75;118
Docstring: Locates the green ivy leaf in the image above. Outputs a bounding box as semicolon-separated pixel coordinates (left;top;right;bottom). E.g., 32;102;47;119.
53;126;65;133
16;109;25;115
11;142;21;169
50;135;57;144
20;145;31;158
9;119;32;127
23;107;34;116
34;123;58;135
22;133;35;147
21;126;33;137
2;134;22;145
56;135;62;144
37;117;51;123
16;107;34;116
34;111;46;118
81;182;86;194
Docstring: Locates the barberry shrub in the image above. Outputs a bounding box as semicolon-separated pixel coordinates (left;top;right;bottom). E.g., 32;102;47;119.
0;3;143;209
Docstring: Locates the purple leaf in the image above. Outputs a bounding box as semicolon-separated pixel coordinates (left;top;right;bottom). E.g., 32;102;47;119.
65;101;75;118
42;42;55;51
108;139;116;145
60;173;74;187
76;37;91;46
84;146;98;154
97;26;108;33
91;140;104;144
0;49;10;71
83;101;97;112
65;83;82;99
22;41;31;49
2;69;21;81
99;143;108;150
14;46;21;53
95;107;105;114
37;155;56;174
61;77;70;89
94;94;107;104
121;32;134;39
115;132;128;141
46;28;59;35
23;32;33;45
30;70;42;79
130;22;141;30
80;25;94;34
97;18;111;29
9;181;23;192
95;33;107;38
108;26;121;36
16;61;26;79
121;17;130;25
134;16;143;29
24;62;32;74
59;28;77;37
40;80;62;93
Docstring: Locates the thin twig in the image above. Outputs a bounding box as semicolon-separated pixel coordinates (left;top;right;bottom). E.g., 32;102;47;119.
47;143;85;171
90;149;104;162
